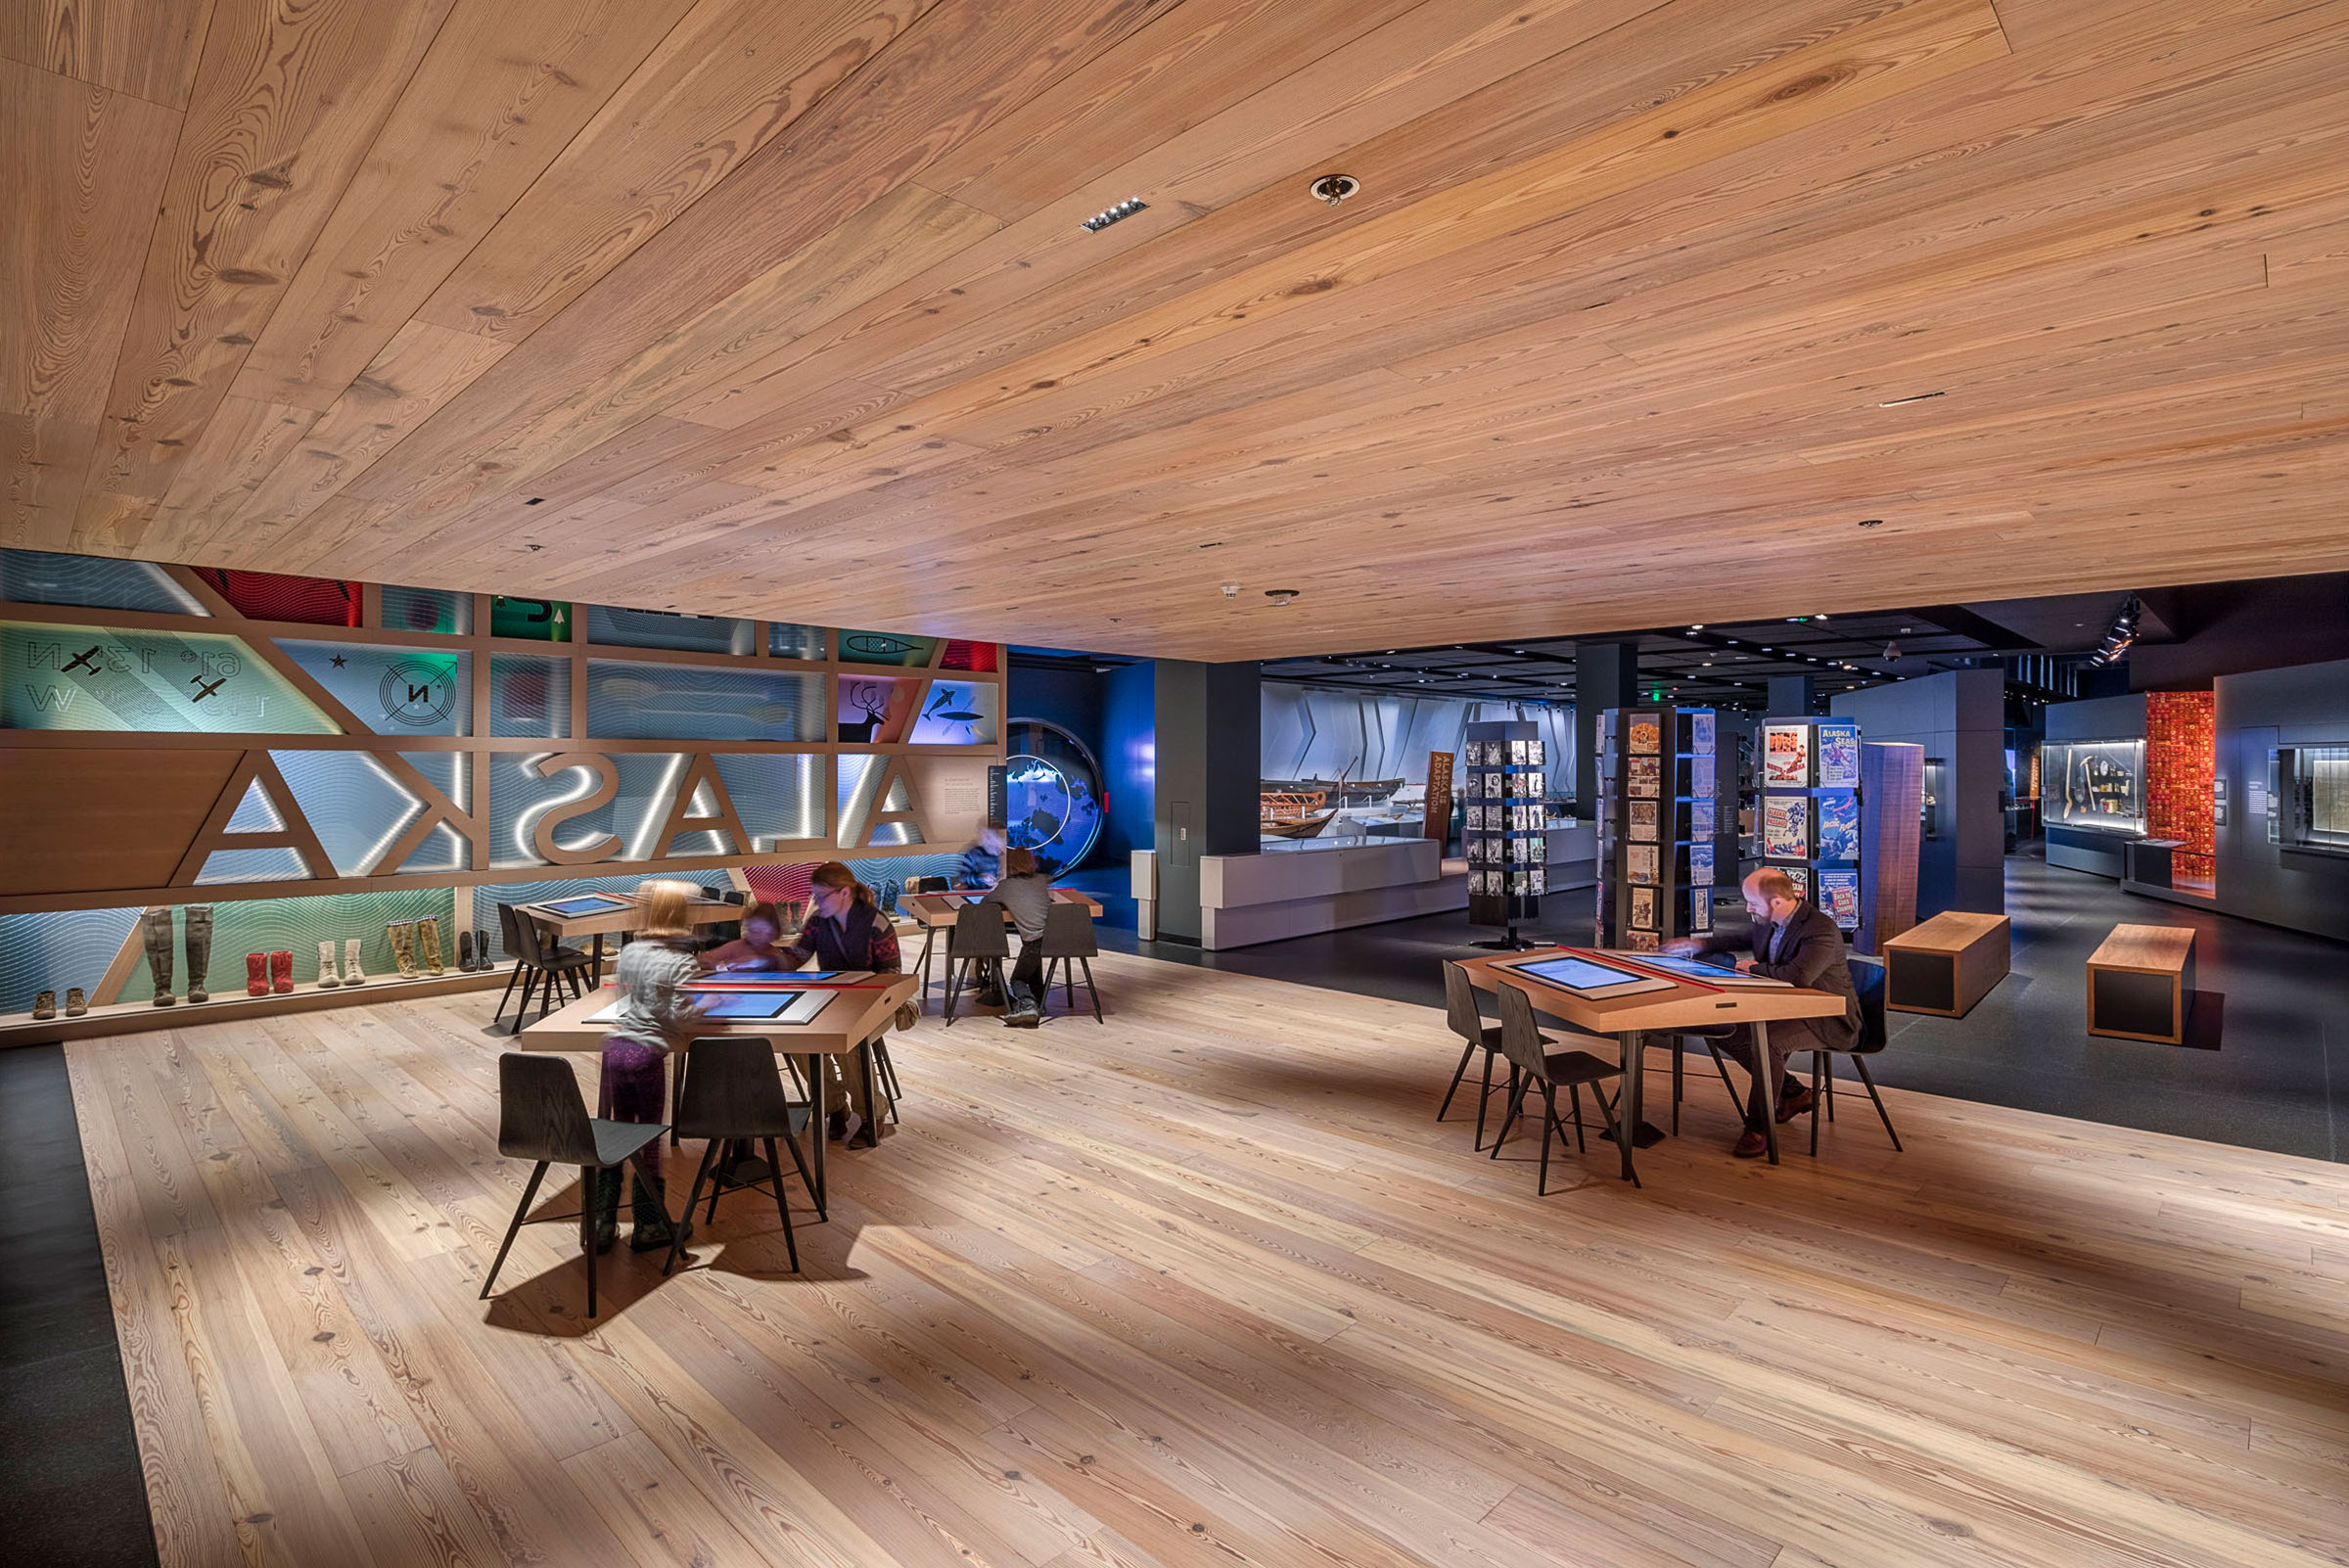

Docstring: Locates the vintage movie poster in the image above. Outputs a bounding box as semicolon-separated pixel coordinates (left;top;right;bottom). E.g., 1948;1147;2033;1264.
1627;843;1659;884
1818;867;1860;928
1782;864;1812;900
1763;723;1811;787
1627;930;1661;952
1628;757;1660;798
1689;799;1716;839
1687;842;1715;885
1763;794;1813;859
1688;892;1712;934
1815;790;1861;861
1688;755;1715;798
1688;709;1717;757
1816;720;1861;789
1630;800;1658;840
1631;885;1657;929
1628;714;1662;755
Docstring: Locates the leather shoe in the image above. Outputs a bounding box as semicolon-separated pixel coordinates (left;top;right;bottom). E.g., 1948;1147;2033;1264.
1775;1084;1816;1124
1732;1129;1769;1159
827;1109;849;1141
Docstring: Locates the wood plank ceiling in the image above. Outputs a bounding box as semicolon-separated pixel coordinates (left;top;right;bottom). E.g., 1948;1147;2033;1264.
7;0;2349;662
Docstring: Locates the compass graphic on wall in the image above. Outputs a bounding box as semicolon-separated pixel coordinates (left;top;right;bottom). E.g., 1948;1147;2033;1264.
381;659;458;727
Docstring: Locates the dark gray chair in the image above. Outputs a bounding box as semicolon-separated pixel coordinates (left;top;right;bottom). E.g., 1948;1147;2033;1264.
1037;900;1102;1022
479;1053;668;1318
1794;956;1900;1154
1439;961;1547;1150
662;1038;808;1275
942;904;1008;1024
497;903;596;1034
694;885;751;949
1487;982;1631;1194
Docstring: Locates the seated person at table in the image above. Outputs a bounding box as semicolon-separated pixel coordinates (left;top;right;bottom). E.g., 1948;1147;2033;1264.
779;862;900;1147
976;848;1051;1028
699;900;789;973
955;822;1007;889
1661;867;1860;1159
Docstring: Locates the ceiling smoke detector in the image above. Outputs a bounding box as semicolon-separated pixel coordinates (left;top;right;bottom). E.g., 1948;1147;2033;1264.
1221;583;1241;599
1309;173;1359;206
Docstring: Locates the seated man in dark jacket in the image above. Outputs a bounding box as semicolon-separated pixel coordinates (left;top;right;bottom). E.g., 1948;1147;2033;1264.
1663;867;1861;1158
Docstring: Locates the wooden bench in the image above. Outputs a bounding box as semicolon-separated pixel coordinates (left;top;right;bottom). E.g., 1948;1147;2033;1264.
1881;910;2010;1018
2086;924;2196;1044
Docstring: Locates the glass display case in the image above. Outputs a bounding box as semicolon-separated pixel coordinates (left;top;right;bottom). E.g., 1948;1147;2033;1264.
2274;746;2349;853
2045;739;2145;834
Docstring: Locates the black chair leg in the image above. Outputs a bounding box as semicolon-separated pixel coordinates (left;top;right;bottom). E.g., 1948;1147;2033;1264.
479;1160;547;1299
1474;1048;1497;1150
943;959;961;1024
764;1137;800;1272
1705;1041;1740;1106
493;961;524;1026
1811;1053;1825;1157
664;1143;719;1276
583;1163;601;1319
778;1124;817;1214
1489;1071;1526;1157
1569;1083;1588;1153
1437;1040;1478;1121
1825;1062;1838;1122
1538;1084;1558;1196
671;1049;688;1148
1852;1057;1903;1151
1587;1075;1638;1190
510;967;538;1035
1672;1040;1684;1134
1081;957;1101;1023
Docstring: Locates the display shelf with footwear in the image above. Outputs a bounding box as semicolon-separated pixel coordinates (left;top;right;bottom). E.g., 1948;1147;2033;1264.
316;941;342;988
0;962;507;1044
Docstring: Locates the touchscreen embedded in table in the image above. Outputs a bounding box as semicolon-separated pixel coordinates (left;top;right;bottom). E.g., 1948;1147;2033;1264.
1510;954;1651;993
694;992;809;1021
532;895;632;917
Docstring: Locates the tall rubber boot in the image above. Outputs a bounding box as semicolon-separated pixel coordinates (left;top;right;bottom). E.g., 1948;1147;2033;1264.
140;906;175;1006
184;904;212;1003
629;1172;688;1253
592;1168;623;1254
417;917;446;976
385;921;419;979
343;939;367;986
476;929;494;971
457;930;476;973
316;940;341;988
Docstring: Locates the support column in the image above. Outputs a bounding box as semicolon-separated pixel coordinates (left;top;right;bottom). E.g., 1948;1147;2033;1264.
1767;674;1817;716
1153;660;1260;944
1575;641;1638;819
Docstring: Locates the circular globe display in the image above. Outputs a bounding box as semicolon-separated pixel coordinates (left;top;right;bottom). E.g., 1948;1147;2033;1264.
1002;717;1105;875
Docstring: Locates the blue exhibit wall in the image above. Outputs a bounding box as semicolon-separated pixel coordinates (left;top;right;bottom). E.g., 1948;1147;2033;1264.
1004;656;1154;872
1100;663;1156;864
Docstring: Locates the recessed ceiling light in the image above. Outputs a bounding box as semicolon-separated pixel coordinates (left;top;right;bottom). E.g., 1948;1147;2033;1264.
1081;197;1149;232
1877;391;1947;407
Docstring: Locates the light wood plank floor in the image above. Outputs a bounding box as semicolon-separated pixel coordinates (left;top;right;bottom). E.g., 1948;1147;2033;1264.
65;951;2349;1567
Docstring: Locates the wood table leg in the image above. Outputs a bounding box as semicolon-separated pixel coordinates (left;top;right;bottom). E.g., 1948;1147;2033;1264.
855;1037;881;1148
1618;1030;1642;1184
1755;1021;1779;1165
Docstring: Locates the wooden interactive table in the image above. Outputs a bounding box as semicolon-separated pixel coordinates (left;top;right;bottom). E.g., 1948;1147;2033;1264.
1451;949;1851;1178
900;888;1105;1007
520;894;741;979
519;971;918;1213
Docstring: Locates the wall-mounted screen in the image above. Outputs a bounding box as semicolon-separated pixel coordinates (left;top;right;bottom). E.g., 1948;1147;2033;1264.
2045;739;2145;834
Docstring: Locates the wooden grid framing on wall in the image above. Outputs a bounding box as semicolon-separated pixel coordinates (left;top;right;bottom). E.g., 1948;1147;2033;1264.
0;563;1004;916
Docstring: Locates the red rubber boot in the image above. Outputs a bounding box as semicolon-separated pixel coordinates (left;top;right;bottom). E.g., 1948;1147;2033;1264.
269;949;294;994
246;953;269;996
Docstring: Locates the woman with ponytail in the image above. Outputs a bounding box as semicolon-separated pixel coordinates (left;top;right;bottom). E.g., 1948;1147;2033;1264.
779;862;900;1144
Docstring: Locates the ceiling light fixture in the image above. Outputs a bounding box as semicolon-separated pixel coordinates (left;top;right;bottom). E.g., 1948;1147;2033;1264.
1857;519;1884;529
1266;587;1301;607
1081;197;1149;232
1877;391;1947;407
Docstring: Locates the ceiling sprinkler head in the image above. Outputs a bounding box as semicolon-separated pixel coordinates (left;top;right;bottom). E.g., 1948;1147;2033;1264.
1309;173;1359;206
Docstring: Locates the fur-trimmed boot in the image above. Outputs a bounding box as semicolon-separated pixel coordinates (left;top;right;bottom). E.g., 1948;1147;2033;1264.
343;939;367;986
385;922;419;979
269;949;294;994
316;940;342;988
245;953;269;996
183;904;212;1003
416;917;446;976
140;905;175;1005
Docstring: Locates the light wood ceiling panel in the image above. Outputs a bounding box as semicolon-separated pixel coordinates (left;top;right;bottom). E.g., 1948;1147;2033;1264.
7;0;2349;659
